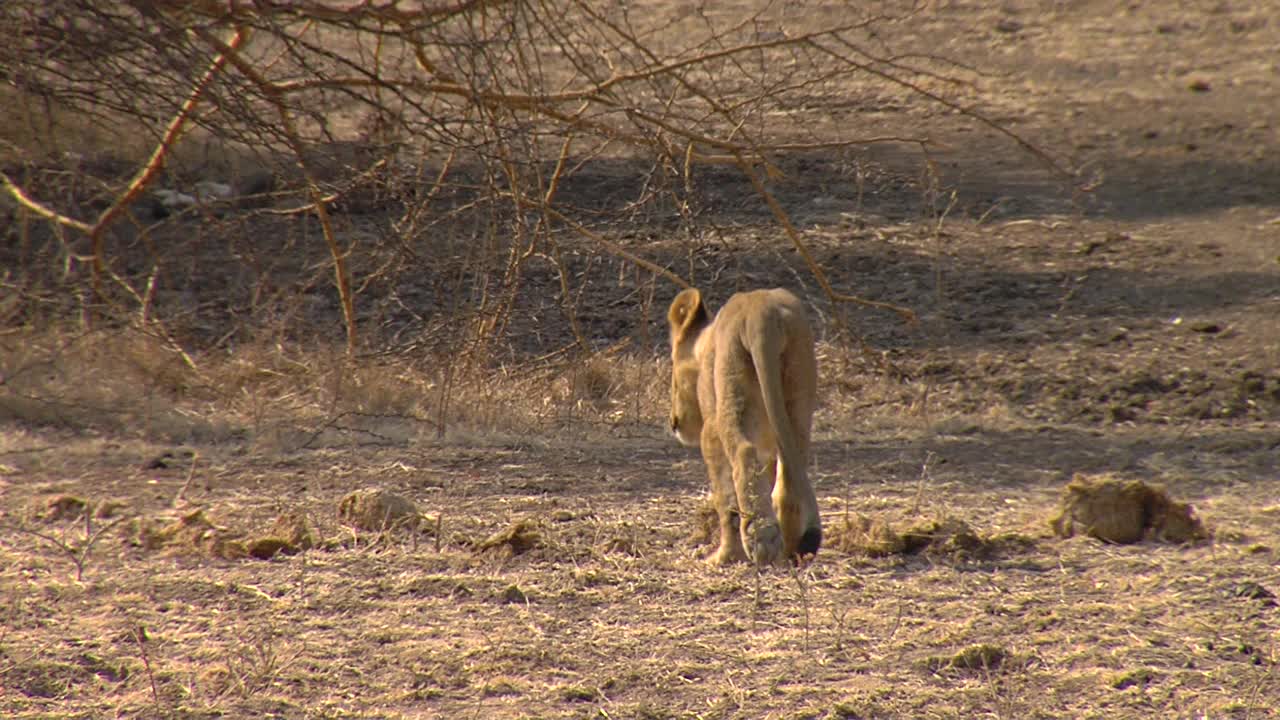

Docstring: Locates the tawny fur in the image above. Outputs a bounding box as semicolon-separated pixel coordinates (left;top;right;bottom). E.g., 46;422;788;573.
667;287;821;566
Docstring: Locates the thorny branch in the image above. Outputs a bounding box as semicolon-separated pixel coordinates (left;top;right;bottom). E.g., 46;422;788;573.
2;0;1071;361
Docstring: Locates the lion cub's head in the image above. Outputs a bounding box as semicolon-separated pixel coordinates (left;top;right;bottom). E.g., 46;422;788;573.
667;288;709;447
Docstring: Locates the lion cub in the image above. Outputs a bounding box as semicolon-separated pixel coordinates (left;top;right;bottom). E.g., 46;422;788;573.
667;287;821;566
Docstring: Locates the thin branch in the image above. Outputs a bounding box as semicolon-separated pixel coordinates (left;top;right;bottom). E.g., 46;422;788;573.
527;200;690;290
732;151;918;324
86;25;251;290
192;24;360;355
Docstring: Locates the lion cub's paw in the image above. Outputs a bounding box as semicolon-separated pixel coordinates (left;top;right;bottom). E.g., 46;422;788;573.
743;519;784;566
707;543;748;566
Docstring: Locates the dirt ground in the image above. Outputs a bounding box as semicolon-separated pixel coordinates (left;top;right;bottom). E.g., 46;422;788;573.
2;1;1279;718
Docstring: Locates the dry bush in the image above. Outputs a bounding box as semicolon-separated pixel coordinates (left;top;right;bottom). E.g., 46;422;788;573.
0;0;1023;442
0;326;239;442
0;320;668;449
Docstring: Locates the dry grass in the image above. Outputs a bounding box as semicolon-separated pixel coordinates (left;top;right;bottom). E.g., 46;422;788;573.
1;430;1277;718
3;0;1279;716
0;325;669;452
2;254;1277;720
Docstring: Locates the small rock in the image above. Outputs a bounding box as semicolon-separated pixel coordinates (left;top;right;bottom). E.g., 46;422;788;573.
192;181;233;201
153;189;197;212
1187;77;1211;92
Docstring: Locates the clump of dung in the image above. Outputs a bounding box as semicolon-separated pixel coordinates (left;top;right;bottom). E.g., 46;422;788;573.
477;518;542;557
134;507;319;561
926;644;1009;672
1049;473;1208;544
688;498;720;547
271;510;317;550
40;495;91;522
242;510;319;560
337;488;421;532
136;509;248;559
828;513;1022;560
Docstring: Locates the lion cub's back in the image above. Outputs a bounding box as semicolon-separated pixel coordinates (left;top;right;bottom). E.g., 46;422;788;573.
715;288;811;339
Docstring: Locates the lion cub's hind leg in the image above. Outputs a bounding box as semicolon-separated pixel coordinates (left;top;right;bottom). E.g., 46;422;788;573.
773;316;821;560
730;442;785;566
774;454;821;559
701;426;747;565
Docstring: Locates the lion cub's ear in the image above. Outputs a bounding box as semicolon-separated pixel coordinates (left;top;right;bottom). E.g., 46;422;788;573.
668;288;709;341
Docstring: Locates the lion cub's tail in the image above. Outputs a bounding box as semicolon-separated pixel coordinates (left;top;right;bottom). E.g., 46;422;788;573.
748;304;820;559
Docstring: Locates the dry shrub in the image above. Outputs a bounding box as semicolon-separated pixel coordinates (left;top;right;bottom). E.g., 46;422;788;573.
0;328;236;442
210;342;319;400
828;513;1001;559
1;327;662;448
538;353;666;430
1049;473;1208;544
343;363;434;417
337;488;421;532
564;359;618;409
